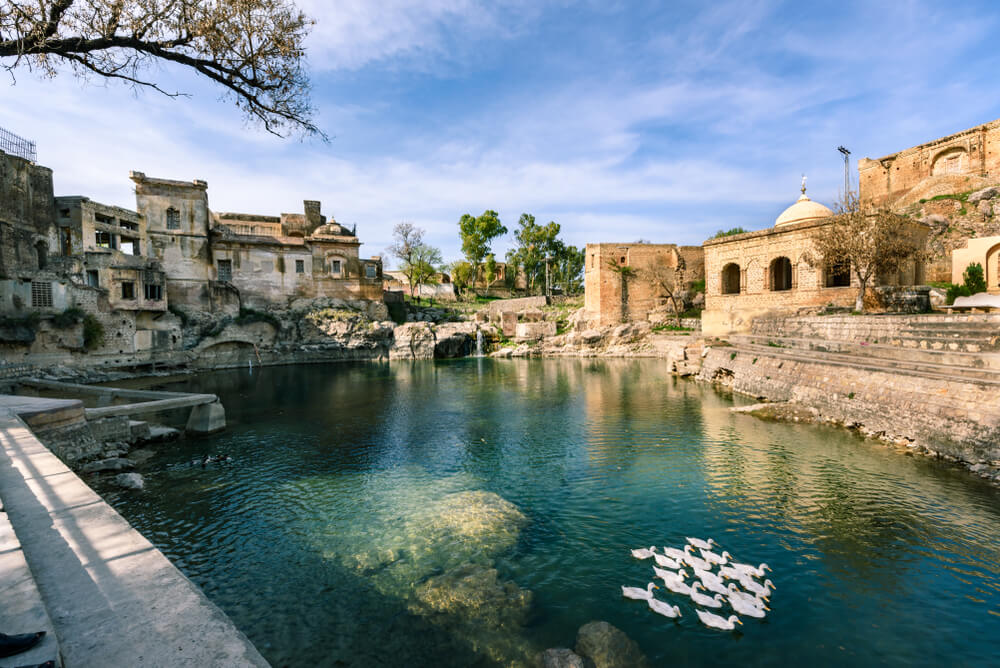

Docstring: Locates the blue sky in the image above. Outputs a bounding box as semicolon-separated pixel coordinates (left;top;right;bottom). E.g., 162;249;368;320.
3;0;1000;267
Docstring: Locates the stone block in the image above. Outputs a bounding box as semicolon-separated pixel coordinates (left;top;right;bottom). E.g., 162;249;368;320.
185;401;226;435
501;312;518;337
515;321;556;340
520;310;544;322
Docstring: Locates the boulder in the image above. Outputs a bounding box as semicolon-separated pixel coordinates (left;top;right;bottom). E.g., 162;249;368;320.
580;329;604;345
574;621;648;668
515;321;557;340
81;457;134;473
390;322;436;360
114;473;145;490
923;213;949;232
538;648;595;668
410;563;533;629
435;322;477;358
968;186;999;203
978;199;993;216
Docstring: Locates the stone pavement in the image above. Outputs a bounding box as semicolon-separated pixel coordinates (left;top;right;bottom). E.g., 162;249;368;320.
0;409;270;667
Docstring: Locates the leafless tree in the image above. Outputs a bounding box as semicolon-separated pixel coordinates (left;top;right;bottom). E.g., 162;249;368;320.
1;0;319;137
643;249;686;326
810;191;923;312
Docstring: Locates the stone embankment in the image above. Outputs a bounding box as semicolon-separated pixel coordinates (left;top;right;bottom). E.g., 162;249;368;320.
699;313;1000;482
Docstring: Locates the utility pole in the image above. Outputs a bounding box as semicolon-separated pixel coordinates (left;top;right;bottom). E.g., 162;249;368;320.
837;146;851;196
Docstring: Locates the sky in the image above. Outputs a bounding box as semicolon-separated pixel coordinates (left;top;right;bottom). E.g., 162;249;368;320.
3;0;1000;268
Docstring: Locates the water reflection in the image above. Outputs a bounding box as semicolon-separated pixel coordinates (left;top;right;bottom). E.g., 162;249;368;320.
99;359;1000;667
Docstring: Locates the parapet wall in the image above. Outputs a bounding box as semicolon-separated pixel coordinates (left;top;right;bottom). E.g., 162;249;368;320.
699;346;1000;463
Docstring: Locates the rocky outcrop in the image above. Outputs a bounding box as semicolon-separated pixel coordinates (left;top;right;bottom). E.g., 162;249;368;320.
574;622;648;668
434;322;477;358
538;648;594;668
390;322;436;359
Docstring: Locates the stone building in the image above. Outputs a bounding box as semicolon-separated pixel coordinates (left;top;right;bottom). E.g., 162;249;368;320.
702;184;929;336
859;118;1000;206
583;243;705;327
131;172;383;312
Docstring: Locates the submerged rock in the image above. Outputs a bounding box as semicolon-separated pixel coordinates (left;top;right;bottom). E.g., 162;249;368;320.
410;563;533;629
538;648;595;668
114;472;145;490
575;621;648;668
81;457;134;473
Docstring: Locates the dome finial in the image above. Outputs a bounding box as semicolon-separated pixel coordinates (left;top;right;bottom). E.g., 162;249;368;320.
801;174;807;194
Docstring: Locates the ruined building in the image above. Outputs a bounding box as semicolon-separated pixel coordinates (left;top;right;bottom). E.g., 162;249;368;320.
0;128;383;370
583;243;705;327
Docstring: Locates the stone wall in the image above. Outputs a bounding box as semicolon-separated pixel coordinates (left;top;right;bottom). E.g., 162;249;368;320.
859;119;1000;205
698;346;1000;463
583;243;704;327
0;150;56;278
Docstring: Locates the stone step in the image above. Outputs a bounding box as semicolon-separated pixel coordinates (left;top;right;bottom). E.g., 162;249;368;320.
733;334;1000;368
0;502;62;667
732;342;1000;386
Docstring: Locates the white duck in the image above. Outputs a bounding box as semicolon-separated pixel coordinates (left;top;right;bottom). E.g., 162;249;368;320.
689;582;725;609
661;576;693;596
653;552;683;569
631;546;657;560
686;537;718;551
653;566;687;584
693;567;729;596
696;609;742;631
699;548;732;566
739;576;775;598
728;593;768;618
727;583;769;606
662;545;694;561
682;551;713;572
622;583;658;600
647;597;682;619
718;565;742;581
731;562;771;578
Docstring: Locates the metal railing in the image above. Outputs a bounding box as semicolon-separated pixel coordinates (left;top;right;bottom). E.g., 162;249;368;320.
0;126;37;162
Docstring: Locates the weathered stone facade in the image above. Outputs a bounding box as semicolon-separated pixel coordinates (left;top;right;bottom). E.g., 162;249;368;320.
859;119;1000;205
702;188;928;336
583;243;704;327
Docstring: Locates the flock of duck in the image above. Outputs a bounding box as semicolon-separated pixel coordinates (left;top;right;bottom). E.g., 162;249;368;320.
622;537;774;632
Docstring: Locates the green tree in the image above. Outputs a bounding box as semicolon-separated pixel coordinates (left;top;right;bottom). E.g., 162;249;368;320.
506;214;561;294
483;254;497;289
458;210;506;293
447;260;475;300
553;244;585;295
713;227;749;238
963;263;987;294
1;0;319;136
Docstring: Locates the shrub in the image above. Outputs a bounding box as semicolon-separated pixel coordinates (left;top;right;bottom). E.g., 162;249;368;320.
946;284;971;305
52;306;85;329
713;227;748;238
82;314;104;350
963;263;987;295
690;278;706;293
235;307;281;329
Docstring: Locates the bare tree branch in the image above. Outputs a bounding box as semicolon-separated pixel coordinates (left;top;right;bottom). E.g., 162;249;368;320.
0;0;321;138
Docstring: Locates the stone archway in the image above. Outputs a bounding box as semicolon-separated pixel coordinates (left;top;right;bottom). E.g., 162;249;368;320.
987;242;1000;292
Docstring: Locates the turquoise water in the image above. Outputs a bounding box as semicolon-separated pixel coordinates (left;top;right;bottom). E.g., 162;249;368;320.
98;359;1000;667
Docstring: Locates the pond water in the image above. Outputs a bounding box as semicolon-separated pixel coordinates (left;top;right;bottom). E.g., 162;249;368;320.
97;359;1000;667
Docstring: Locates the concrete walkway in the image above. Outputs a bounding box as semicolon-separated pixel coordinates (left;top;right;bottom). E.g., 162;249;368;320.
0;410;270;667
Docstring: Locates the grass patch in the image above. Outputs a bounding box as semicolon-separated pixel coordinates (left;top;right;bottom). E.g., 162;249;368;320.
652;323;693;333
52;306;85;329
919;191;971;204
236;307;281;329
766;340;785;348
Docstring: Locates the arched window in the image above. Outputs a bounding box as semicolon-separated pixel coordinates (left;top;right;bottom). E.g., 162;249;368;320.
825;261;851;287
769;257;793;291
165;207;180;230
721;263;741;294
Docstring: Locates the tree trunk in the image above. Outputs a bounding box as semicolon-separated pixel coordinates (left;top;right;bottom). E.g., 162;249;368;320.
855;279;867;312
669;293;682;326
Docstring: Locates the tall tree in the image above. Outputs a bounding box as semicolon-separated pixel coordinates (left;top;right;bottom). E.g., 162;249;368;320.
406;243;443;303
0;0;319;136
388;222;442;301
506;213;561;294
810;192;924;312
458;210;506;293
553;244;585;295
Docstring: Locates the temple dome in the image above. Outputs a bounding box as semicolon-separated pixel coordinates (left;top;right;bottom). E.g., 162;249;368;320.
774;185;833;227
